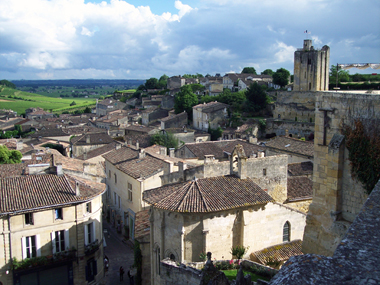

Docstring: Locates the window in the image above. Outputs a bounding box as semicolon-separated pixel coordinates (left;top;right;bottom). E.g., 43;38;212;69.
114;192;116;205
263;169;267;176
283;221;290;242
128;183;133;202
108;170;111;179
22;235;40;259
114;173;117;184
55;208;63;220
118;196;121;209
86;202;92;213
86;258;98;282
52;230;69;253
85;222;95;245
25;213;33;225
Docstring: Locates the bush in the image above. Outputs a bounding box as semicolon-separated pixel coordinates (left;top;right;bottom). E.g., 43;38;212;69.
230;245;249;259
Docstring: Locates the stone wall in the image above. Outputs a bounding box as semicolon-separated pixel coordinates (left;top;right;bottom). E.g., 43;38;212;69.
302;91;380;256
265;119;314;139
273;91;316;122
160;259;202;285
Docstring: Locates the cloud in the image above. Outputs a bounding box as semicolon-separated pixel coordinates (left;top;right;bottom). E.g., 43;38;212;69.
0;0;379;79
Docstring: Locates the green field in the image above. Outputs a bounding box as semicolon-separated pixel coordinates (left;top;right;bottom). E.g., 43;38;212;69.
0;87;96;115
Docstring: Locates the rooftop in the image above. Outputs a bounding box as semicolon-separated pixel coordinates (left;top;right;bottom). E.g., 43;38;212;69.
143;175;274;213
265;136;314;157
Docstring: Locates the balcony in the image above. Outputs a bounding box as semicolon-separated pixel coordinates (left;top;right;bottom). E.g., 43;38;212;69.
84;239;100;256
12;249;77;273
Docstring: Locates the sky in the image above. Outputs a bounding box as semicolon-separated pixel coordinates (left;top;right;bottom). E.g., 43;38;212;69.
0;0;379;80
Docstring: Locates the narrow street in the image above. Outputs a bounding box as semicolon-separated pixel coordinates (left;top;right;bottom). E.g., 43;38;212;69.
100;219;135;285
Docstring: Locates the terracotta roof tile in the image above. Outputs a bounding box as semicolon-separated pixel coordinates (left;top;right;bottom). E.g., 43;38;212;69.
71;132;114;146
135;210;150;240
0;174;105;215
288;161;313;176
193;101;229;113
143;175;274;213
287;176;313;200
223;140;265;157
265;136;314;157
103;146;165;179
182;142;225;159
252;240;303;264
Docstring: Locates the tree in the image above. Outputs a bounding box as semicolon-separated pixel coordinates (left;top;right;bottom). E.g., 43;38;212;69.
144;77;159;89
0;79;16;89
0;145;22;164
245;82;269;113
157;74;169;89
174;85;198;119
83;106;92;113
217;89;246;111
273;68;290;88
150;131;179;150
241;67;257;75
261;69;274;76
330;65;350;85
70;101;76;106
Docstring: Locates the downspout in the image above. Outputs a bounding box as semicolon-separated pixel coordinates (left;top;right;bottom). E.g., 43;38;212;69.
8;215;13;278
75;205;79;265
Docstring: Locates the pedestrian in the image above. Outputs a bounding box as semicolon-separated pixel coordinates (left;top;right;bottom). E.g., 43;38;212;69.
119;266;125;281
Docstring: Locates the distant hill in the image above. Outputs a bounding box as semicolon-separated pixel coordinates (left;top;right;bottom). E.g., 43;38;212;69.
12;79;146;88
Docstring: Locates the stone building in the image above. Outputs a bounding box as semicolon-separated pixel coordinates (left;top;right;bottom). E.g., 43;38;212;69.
293;39;330;91
302;91;380;256
95;98;127;117
0;161;105;285
70;132;114;158
192;101;229;132
102;146;174;240
144;145;306;285
160;111;188;130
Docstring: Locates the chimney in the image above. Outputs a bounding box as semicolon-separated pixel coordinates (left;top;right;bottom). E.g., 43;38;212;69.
83;152;87;160
129;139;132;146
160;147;167;156
115;143;121;150
107;129;110;136
75;181;80;196
136;140;139;150
248;135;257;144
139;149;146;159
169;148;175;158
285;129;289;137
258;151;265;158
16;140;23;150
86;135;90;144
204;155;215;164
178;161;187;182
56;163;63;176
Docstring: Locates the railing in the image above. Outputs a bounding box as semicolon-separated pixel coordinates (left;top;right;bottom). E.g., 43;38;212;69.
12;249;77;272
84;239;100;256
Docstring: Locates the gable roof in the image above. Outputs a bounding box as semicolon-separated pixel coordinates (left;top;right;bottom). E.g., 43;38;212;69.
71;132;114;146
183;142;225;159
287;176;313;201
0;174;105;216
103;146;166;179
288;161;313;176
265;136;314;157
143;175;274;213
76;141;121;160
192;101;229;113
223;140;265;157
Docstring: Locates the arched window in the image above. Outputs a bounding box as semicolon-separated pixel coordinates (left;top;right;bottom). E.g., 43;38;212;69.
283;221;290;242
169;254;176;261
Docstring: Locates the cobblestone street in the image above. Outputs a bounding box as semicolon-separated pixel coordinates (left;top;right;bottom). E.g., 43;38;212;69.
100;219;134;285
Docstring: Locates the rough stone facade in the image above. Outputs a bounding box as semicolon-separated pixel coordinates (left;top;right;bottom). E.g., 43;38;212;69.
302;91;380;256
293;39;330;91
265;119;314;139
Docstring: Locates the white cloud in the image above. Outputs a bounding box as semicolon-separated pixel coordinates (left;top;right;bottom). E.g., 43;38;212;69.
0;0;379;79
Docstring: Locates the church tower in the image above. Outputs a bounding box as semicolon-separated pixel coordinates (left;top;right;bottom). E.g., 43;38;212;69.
293;39;330;91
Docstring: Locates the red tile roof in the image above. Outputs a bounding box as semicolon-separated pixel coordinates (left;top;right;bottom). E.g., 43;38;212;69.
103;146;166;179
0;174;105;215
252;240;303;265
265;136;314;157
287;161;313;176
135;210;150;240
143;175;274;213
287;176;313;201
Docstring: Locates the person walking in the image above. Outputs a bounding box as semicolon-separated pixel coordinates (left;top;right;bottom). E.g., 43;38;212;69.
119;266;125;281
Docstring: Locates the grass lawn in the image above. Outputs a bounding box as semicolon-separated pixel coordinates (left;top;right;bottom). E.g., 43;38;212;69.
0;87;96;114
221;269;271;282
